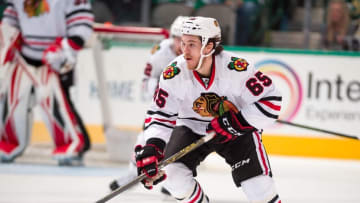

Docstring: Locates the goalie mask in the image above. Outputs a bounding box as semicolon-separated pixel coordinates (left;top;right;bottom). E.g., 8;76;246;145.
181;16;221;70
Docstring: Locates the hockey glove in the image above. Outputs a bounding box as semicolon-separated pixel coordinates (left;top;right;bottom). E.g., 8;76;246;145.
207;110;255;143
42;38;79;73
135;138;166;190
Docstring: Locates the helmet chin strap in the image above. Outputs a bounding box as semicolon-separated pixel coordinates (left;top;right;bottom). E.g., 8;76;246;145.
195;38;215;71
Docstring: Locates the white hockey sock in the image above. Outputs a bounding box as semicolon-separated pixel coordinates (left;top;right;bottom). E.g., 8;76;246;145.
176;180;209;203
241;175;281;203
164;163;209;203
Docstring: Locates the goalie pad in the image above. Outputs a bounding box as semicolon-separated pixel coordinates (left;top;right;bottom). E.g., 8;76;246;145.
32;62;86;160
0;62;34;162
0;23;21;66
39;85;86;160
0;57;88;162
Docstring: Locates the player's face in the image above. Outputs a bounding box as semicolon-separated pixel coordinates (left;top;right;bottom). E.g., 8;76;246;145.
181;35;202;70
173;36;182;56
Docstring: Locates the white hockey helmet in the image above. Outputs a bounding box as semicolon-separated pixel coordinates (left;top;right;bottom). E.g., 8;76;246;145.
181;16;221;47
170;16;187;37
181;16;221;70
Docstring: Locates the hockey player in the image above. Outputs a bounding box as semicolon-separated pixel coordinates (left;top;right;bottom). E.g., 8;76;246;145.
109;16;186;193
0;0;93;165
135;17;282;203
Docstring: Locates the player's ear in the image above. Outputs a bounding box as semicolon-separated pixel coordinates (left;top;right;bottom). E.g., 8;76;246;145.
206;42;215;54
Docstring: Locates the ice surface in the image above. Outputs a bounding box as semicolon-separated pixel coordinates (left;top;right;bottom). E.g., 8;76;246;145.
1;145;360;203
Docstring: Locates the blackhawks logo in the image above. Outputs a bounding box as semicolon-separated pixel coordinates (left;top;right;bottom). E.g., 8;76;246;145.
163;62;180;80
228;57;249;72
192;93;239;117
24;0;49;17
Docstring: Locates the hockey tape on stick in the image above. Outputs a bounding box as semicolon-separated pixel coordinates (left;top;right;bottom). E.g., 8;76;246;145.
277;120;359;140
95;132;216;203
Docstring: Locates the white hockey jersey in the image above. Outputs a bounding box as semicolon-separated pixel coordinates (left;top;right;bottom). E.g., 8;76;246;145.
2;0;93;61
144;50;282;143
142;38;177;99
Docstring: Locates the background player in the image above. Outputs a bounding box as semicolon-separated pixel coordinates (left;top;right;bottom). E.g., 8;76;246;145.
109;16;186;193
135;16;282;203
0;0;93;166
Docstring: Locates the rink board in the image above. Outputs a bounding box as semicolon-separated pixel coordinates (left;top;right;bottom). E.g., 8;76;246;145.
31;122;360;160
30;45;360;160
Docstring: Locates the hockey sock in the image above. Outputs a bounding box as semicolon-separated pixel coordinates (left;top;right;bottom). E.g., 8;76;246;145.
175;180;209;203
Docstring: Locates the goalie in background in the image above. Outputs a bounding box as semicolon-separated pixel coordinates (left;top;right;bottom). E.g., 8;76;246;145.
135;16;283;203
0;0;93;166
108;16;186;196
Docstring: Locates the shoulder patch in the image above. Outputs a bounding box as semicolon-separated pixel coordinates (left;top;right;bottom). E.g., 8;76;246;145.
227;57;249;72
163;62;180;80
150;44;160;54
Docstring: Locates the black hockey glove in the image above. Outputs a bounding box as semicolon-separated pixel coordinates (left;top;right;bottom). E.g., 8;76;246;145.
207;110;256;143
135;138;166;190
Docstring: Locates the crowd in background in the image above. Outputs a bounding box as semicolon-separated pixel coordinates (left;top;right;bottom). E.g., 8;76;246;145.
1;0;360;51
321;0;360;50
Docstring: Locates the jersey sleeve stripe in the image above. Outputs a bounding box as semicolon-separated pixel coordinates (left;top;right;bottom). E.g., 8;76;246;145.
66;16;94;25
254;102;279;119
259;96;282;101
23;44;46;51
2;14;18;22
178;117;210;123
144;121;174;130
24;35;57;40
24;39;54;46
2;3;18;26
258;100;281;111
147;110;178;118
4;9;17;17
65;9;93;18
67;22;93;31
154;118;176;125
145;117;176;125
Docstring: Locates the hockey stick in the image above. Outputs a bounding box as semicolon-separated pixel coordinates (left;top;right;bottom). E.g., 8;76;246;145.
277;120;359;140
95;132;216;203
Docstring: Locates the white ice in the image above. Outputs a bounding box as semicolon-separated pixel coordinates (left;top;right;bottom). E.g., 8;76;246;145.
1;147;360;203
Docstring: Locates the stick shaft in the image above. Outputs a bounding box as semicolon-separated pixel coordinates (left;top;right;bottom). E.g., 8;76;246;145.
277;120;358;140
95;132;215;203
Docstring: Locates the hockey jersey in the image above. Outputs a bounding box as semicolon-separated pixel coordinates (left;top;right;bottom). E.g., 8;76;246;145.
144;50;282;143
2;0;93;61
142;38;177;99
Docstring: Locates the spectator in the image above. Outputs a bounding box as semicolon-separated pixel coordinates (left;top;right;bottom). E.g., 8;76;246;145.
320;0;358;50
152;0;225;11
227;0;263;46
348;0;360;20
231;0;296;46
266;0;296;31
94;0;142;25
